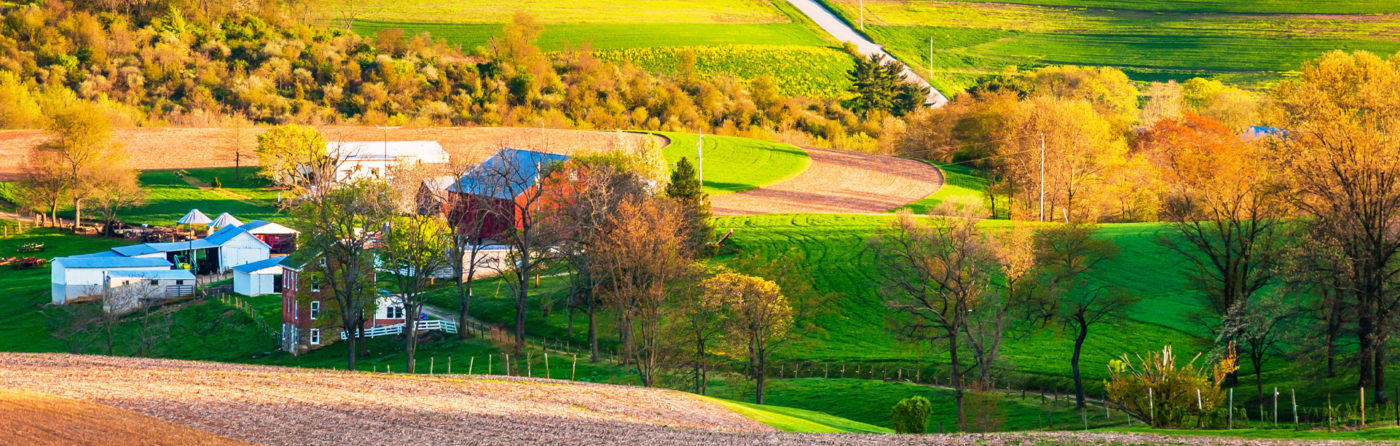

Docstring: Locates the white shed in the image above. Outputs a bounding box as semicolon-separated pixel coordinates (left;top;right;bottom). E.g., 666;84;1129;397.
103;269;197;315
232;256;285;296
51;254;174;304
205;225;272;271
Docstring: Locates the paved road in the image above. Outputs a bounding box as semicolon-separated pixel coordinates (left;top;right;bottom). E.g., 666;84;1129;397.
785;0;948;107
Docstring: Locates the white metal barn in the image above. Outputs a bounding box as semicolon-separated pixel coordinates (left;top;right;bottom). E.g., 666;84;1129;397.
326;141;450;182
50;254;174;304
108;225;272;273
103;269;197;315
232;256;285;296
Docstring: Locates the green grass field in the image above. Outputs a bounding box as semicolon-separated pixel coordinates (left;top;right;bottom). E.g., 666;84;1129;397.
658;132;811;196
350;1;858;99
329;0;789;24
820;0;1400;93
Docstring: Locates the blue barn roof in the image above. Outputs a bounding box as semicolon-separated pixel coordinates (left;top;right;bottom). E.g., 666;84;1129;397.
449;148;570;200
230;256;287;273
54;256;172;269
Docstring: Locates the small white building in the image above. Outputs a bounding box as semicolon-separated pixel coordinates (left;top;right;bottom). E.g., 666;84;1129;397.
103;269;196;315
464;245;512;279
51;254;174;304
232;256;285;296
327;141;450;182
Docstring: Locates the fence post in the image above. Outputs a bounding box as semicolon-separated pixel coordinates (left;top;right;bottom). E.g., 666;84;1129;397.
488;354;492;375
448;356;452;374
527;351;533;378
545;353;550;379
430;357;435;375
573;354;578;380
1292;388;1297;426
1362;386;1366;427
1228;388;1233;429
1149;387;1155;427
1273;387;1278;427
505;354;510;376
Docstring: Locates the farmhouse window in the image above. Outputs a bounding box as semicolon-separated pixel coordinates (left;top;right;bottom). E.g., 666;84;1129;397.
311;278;321;293
176;280;185;285
150;279;159;285
310;329;321;345
386;306;404;319
318;257;327;267
310;301;321;320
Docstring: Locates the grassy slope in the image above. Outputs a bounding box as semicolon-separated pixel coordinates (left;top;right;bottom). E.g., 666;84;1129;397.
819;0;1400;93
0;229;131;353
658;132;811;196
949;0;1400;14
703;396;893;433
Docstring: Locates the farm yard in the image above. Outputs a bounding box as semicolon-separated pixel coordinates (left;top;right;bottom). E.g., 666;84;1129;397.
820;0;1400;93
10;0;1400;443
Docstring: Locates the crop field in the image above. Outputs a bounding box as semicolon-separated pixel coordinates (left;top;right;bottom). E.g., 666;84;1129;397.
820;0;1400;93
326;0;789;24
594;45;854;98
944;0;1400;14
707;147;943;215
0;388;250;445
0;127;661;181
349;1;858;100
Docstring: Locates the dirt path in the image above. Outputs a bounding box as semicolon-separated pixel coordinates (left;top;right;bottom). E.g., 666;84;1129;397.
710;147;943;216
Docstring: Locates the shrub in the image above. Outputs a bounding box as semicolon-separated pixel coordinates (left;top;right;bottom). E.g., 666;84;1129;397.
1105;344;1238;428
891;396;932;434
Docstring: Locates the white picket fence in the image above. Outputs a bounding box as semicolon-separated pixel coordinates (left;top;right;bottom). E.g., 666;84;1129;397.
341;319;457;340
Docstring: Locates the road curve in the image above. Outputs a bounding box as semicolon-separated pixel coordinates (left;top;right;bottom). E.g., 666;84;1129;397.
785;0;948;107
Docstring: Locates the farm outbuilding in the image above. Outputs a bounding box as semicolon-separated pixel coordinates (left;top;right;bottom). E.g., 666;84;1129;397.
50;254;174;304
103;269;197;315
108;224;272;274
327;141;450;183
239;220;299;254
232;256;285;296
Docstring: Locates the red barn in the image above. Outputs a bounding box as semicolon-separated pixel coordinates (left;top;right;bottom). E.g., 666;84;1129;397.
446;148;573;242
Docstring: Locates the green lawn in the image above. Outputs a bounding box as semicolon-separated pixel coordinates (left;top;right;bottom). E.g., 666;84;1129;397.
895;162;997;215
352;21;831;52
594;45;854;98
658;132;811;196
818;0;1400;93
98;169;285;227
0;229;133;353
703;396;893;433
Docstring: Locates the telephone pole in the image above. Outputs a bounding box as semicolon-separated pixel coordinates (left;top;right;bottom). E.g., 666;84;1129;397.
697;128;704;187
859;0;864;31
1039;133;1045;222
929;36;934;80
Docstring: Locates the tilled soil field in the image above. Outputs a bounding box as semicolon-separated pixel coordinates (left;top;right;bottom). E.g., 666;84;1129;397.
709;147;943;216
0;126;659;180
0;354;1367;445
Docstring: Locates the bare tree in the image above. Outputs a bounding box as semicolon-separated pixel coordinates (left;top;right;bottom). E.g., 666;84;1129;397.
441;161;494;341
589;198;690;386
709;272;791;405
1217;292;1295;416
671;265;724;395
290;178;394;370
1034;223;1138;409
963;225;1037;384
223;113;255;181
85;167;146;237
472;150;568;356
38;104;123;230
870;206;998;431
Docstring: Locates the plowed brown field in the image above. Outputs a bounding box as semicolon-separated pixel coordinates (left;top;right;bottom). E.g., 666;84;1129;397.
710;147;943;216
0;126;659;180
0;354;1357;445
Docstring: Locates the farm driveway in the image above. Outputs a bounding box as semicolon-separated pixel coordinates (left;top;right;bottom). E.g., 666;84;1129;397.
784;0;947;107
710;147;943;216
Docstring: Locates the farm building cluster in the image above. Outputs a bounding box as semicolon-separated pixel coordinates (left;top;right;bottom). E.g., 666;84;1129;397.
46;143;573;355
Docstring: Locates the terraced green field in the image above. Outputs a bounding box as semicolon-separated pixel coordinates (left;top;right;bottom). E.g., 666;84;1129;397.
821;0;1400;93
657;132;811;196
594;45;855;98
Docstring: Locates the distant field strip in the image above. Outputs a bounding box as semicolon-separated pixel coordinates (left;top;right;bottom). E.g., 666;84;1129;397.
331;0;789;24
595;45;854;98
658;132;811;196
941;0;1400;14
821;0;1400;92
351;21;832;51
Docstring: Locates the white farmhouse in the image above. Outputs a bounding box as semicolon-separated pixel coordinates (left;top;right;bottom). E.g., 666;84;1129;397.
327;141;450;182
232;256;285;296
51;254;174;304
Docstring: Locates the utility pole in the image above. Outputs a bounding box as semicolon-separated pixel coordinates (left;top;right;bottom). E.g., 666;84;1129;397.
697;128;704;187
859;0;864;32
1039;133;1046;222
929;36;934;80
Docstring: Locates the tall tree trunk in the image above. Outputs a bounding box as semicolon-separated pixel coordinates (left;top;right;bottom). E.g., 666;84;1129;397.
515;268;528;357
1071;320;1088;409
405;315;418;373
456;279;471;340
71;198;81;230
1376;338;1389;405
755;345;766;405
345;325;357;370
1359;309;1375;389
588;305;598;363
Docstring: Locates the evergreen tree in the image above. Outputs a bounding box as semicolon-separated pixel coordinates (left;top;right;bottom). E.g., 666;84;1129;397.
665;157;713;256
846;54;927;117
